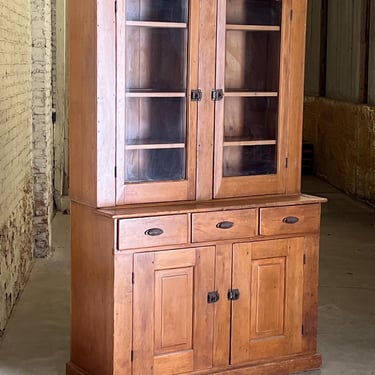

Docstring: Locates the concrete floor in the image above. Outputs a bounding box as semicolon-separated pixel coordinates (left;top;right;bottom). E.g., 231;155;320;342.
0;177;374;375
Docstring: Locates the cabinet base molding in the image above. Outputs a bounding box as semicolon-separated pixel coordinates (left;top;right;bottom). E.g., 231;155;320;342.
66;362;90;375
66;353;321;375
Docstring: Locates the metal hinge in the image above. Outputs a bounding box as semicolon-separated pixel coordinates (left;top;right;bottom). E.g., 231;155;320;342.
285;157;288;168
115;0;117;13
114;166;117;178
132;272;135;284
211;89;224;101
290;9;293;21
131;350;134;362
302;325;304;335
303;254;306;265
191;89;202;101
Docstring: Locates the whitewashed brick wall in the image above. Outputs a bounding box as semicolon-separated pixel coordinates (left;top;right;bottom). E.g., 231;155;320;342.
0;0;34;334
51;0;56;113
31;0;53;257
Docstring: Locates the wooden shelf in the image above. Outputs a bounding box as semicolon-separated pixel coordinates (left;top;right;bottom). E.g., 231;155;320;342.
126;21;187;29
126;143;185;150
224;139;276;147
126;91;186;98
226;24;280;31
224;91;278;97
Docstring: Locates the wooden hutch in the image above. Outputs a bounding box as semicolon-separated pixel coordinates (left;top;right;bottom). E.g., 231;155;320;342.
67;0;325;374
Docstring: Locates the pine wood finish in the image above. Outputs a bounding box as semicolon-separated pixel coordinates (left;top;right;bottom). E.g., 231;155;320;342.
231;239;304;364
192;208;257;242
69;1;325;375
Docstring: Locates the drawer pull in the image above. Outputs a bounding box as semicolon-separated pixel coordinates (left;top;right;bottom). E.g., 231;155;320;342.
216;221;234;229
144;228;164;236
282;216;299;224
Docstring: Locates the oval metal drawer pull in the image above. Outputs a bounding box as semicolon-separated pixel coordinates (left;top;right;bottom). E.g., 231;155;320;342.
144;228;164;236
282;216;299;224
216;221;234;229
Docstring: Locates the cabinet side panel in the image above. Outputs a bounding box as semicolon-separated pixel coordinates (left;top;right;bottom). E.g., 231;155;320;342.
302;234;320;353
133;253;155;375
69;1;98;206
285;0;308;193
97;0;116;206
113;253;133;375
70;203;115;374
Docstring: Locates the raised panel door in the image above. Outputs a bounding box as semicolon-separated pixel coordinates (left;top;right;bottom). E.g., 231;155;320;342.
133;247;215;375
231;238;304;364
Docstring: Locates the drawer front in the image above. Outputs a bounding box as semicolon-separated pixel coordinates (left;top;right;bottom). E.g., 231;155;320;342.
260;204;321;236
118;214;188;250
192;209;257;242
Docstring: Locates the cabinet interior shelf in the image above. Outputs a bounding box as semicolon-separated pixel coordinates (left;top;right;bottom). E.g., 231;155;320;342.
126;91;186;98
224;91;278;97
126;143;185;150
224;139;276;147
126;21;187;29
226;24;280;31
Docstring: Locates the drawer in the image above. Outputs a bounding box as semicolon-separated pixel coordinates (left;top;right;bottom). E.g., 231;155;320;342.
118;214;188;250
260;204;321;236
192;209;257;242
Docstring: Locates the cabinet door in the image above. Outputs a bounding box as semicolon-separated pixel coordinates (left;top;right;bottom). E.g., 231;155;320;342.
133;247;215;375
116;0;199;204
213;0;294;198
231;238;304;364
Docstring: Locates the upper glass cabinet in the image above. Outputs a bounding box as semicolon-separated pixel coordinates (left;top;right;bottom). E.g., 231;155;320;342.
117;0;196;204
214;0;286;197
124;0;189;184
116;0;297;204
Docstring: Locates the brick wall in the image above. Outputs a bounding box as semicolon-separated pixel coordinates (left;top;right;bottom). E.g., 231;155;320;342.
0;0;34;334
31;0;53;257
51;0;56;113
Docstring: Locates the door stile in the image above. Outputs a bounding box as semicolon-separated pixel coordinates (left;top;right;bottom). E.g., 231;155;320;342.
213;0;227;199
195;0;218;200
186;0;200;200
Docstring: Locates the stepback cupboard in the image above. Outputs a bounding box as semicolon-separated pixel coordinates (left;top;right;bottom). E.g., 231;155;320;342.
67;0;326;374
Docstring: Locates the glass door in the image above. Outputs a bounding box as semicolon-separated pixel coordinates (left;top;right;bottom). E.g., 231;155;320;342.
116;0;197;204
214;0;288;198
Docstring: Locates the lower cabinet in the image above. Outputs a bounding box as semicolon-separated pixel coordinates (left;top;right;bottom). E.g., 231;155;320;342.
67;199;324;375
131;237;311;375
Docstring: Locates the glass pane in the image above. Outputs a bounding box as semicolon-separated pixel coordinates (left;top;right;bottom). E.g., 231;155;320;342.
126;27;187;91
127;0;188;23
126;149;186;182
223;145;277;177
126;97;186;145
225;30;281;91
226;0;282;26
224;97;278;141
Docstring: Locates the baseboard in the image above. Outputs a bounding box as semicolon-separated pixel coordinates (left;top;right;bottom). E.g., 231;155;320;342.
66;353;321;375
